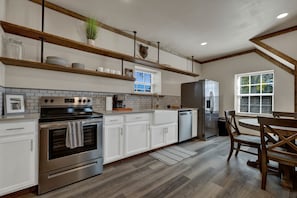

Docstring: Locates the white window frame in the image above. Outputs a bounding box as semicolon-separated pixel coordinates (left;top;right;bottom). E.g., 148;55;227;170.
234;70;274;115
134;68;154;94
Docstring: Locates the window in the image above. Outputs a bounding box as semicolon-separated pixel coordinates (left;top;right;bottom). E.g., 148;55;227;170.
134;70;153;93
235;70;274;114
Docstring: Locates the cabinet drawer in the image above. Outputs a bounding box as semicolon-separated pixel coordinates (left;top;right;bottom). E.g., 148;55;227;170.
104;115;124;125
0;120;36;137
125;113;150;122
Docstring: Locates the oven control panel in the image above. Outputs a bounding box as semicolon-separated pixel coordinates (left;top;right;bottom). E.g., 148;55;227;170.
40;96;92;106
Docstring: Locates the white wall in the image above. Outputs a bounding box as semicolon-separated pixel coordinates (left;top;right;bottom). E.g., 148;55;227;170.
201;52;294;116
5;66;134;93
3;0;199;95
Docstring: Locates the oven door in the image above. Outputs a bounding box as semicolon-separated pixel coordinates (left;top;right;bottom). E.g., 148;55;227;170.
39;118;102;173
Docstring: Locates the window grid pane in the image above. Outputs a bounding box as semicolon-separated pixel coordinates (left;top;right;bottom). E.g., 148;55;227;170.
236;71;274;114
134;70;153;93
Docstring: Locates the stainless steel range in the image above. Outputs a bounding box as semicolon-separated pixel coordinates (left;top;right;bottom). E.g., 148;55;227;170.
38;96;103;194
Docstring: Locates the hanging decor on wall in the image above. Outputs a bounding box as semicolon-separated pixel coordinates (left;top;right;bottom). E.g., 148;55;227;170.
139;44;149;59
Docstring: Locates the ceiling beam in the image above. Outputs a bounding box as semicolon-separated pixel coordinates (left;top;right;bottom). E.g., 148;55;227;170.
250;38;297;66
250;25;297;112
199;49;256;64
254;49;294;75
252;25;297;41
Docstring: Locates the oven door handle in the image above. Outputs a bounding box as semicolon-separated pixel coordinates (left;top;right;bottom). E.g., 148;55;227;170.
39;119;102;129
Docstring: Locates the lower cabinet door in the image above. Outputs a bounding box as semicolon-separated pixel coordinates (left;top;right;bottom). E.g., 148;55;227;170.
103;124;124;164
0;135;36;196
151;126;165;149
165;123;178;145
125;121;150;156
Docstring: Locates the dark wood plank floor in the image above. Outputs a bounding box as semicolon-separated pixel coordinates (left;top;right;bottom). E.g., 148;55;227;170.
19;137;297;198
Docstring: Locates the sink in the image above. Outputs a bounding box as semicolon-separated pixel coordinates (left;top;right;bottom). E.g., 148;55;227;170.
153;110;178;125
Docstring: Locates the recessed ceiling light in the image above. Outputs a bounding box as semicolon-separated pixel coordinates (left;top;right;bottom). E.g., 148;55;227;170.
277;13;288;19
201;42;207;46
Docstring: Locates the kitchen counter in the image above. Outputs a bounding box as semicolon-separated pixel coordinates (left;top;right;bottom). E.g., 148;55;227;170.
100;108;198;115
0;113;40;121
100;109;156;115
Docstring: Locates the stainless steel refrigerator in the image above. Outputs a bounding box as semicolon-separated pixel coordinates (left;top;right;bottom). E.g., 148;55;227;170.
181;79;219;140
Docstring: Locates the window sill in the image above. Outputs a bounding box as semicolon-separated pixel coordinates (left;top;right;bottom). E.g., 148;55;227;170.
131;92;164;97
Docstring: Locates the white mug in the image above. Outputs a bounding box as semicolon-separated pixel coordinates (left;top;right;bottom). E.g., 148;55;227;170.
97;67;104;72
104;68;110;73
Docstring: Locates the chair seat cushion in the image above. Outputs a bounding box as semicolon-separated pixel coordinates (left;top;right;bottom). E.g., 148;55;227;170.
234;134;261;145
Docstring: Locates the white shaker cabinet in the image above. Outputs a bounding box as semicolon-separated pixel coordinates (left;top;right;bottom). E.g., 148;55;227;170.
124;113;150;157
151;110;178;149
0;119;38;197
192;109;198;137
103;115;124;164
151;123;177;149
165;123;178;145
103;113;151;164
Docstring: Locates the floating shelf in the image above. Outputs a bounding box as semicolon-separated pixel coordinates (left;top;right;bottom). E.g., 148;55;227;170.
0;21;199;77
0;57;135;81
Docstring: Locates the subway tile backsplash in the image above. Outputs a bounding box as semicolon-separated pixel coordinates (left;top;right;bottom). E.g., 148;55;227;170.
2;87;180;114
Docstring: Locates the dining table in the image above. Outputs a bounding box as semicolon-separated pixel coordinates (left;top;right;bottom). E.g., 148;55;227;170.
238;118;296;189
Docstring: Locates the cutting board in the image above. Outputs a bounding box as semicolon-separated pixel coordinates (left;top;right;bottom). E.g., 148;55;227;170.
112;108;133;112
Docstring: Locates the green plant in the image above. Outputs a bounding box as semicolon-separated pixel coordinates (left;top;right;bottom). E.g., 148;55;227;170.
86;18;98;40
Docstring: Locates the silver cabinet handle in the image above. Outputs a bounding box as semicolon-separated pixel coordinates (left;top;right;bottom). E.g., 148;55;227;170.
6;127;25;131
120;128;123;136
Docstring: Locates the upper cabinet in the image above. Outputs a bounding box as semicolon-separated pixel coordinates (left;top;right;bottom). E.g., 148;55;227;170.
0;21;199;79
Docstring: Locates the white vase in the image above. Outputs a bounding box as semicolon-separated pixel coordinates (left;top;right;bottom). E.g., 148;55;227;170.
87;39;95;46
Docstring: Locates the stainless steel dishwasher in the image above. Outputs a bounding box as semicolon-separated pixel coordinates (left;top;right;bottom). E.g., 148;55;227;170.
178;110;192;142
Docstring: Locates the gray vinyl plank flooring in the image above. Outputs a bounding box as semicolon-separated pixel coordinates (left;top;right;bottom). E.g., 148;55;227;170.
17;137;297;198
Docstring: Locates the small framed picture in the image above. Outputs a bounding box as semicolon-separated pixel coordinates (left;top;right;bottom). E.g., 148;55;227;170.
125;68;133;78
4;94;25;115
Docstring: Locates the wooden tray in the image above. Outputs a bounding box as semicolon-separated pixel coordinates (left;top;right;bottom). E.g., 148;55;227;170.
112;108;133;112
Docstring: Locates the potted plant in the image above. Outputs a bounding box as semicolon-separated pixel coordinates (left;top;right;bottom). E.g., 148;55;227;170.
86;17;98;45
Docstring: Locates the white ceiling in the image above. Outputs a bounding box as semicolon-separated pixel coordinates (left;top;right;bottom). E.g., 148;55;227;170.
47;0;297;61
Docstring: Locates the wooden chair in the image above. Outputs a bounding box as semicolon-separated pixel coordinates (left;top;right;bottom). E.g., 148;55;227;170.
272;111;297;119
258;116;297;190
224;110;262;164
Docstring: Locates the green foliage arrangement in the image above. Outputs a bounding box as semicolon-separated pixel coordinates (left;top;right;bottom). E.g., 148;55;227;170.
86;18;98;40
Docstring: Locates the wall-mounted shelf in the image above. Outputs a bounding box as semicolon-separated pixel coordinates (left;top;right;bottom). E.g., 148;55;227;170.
0;21;199;77
0;57;135;81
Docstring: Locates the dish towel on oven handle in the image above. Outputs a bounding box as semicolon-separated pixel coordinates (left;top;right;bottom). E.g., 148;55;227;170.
66;121;84;149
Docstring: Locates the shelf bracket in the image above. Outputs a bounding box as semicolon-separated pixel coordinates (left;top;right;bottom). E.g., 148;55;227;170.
191;56;194;73
157;41;160;63
40;0;45;63
133;31;137;58
121;58;124;75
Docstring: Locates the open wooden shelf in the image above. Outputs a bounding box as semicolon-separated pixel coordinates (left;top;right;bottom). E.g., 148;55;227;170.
0;21;199;77
0;57;135;81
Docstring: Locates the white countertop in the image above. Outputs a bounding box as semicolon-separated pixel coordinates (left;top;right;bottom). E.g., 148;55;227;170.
0;108;198;120
0;113;40;121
